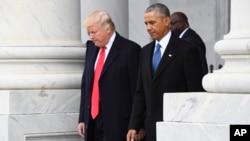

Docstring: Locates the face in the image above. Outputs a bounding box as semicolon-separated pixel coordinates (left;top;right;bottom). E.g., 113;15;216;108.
169;14;186;35
86;23;111;47
144;11;170;41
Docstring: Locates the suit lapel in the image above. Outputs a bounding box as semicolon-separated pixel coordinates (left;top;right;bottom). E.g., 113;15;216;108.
144;42;155;79
153;34;178;81
101;33;121;76
84;41;99;86
89;44;99;75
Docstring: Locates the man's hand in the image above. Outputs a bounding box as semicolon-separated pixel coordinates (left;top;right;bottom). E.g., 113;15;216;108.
127;129;145;141
78;122;85;137
127;129;137;141
136;128;145;140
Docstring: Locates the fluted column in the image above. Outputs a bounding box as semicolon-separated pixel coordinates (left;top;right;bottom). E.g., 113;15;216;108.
0;0;84;90
0;0;84;141
202;0;250;93
0;0;84;89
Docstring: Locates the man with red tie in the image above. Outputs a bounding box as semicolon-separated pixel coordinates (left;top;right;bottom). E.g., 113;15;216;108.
78;11;143;141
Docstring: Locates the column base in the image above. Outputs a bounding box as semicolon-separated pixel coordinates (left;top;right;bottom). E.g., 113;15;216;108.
0;90;82;141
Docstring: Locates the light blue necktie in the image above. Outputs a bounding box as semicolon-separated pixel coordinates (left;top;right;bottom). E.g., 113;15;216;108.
152;43;161;74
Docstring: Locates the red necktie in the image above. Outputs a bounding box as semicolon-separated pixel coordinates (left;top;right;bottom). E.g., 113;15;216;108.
91;46;106;119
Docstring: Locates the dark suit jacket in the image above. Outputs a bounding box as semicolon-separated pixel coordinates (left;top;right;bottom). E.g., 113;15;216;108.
129;33;204;141
79;33;141;141
181;28;208;75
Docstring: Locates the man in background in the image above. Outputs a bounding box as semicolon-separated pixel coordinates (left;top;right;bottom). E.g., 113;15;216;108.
170;11;208;75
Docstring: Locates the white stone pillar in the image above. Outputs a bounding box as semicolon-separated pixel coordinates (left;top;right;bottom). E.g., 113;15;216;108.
202;0;250;93
0;0;84;89
0;0;84;140
128;0;151;46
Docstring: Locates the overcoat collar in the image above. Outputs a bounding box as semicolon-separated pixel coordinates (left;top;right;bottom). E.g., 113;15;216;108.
101;32;121;76
86;32;121;79
152;34;180;81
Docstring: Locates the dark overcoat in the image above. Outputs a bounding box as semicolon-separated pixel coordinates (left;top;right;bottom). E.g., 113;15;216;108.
79;33;141;141
129;33;204;141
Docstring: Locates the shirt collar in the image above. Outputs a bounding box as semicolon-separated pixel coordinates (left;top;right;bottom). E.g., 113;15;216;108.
155;31;172;50
105;32;116;50
179;27;189;38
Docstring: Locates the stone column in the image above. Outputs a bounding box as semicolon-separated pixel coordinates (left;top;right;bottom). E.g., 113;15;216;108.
202;0;250;93
128;0;151;46
157;0;250;141
0;0;84;140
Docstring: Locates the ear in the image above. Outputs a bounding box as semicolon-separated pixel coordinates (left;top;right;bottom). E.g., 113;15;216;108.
164;17;171;26
106;26;112;34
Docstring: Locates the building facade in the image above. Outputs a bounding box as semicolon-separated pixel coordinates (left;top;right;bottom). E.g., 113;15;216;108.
1;0;243;141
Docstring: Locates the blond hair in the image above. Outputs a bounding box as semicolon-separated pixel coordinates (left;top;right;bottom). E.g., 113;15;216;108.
83;11;115;31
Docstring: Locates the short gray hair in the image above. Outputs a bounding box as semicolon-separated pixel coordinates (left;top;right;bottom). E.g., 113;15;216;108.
145;3;170;17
